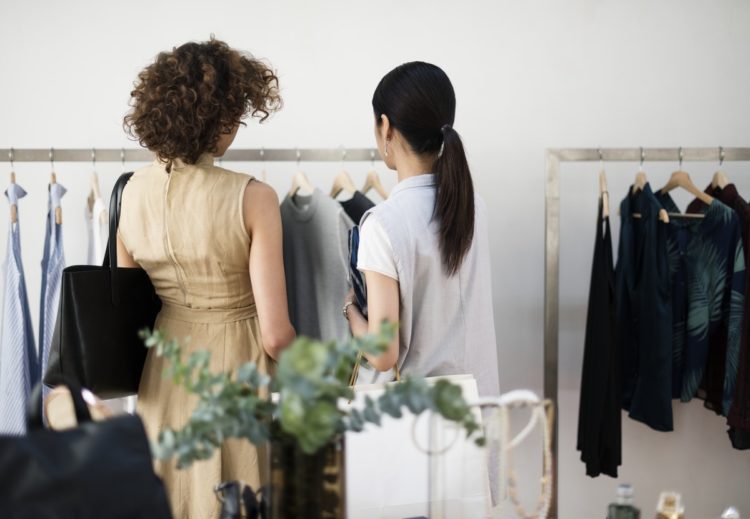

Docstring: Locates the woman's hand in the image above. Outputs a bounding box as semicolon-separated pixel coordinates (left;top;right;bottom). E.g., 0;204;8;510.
344;289;369;336
344;288;356;307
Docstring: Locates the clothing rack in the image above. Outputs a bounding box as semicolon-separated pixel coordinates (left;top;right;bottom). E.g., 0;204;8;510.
0;148;381;164
544;146;750;519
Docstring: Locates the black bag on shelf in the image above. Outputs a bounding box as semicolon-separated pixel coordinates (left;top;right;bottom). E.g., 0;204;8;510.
0;376;172;518
43;172;161;398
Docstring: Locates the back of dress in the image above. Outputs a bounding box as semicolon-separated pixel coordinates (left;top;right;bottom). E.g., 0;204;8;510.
118;153;268;519
119;154;254;311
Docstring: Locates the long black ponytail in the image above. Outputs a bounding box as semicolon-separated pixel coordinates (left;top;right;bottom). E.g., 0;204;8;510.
372;62;474;275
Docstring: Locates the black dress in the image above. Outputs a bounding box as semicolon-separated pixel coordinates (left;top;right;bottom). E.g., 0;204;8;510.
577;198;621;477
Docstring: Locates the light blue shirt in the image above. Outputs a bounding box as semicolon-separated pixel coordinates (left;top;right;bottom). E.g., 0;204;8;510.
39;182;66;397
0;183;37;434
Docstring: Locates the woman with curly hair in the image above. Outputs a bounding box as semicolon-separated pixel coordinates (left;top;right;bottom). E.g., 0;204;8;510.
119;38;295;517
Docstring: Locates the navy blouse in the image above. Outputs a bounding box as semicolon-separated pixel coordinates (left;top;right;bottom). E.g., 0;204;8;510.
616;184;674;431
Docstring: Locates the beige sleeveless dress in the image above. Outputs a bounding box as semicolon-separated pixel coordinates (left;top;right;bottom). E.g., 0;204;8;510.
119;153;270;519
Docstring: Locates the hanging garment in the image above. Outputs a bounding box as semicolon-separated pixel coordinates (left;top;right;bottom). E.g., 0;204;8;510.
39;182;66;393
281;189;354;342
686;184;750;447
656;193;744;416
0;184;37;435
347;225;368;318
616;184;673;431
85;196;107;265
340;190;375;225
354;174;500;398
118;154;270;518
577;198;620;478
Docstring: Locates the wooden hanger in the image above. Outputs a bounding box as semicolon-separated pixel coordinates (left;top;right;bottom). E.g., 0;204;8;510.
87;171;100;211
598;170;609;218
362;169;388;200
659;160;711;220
87;150;107;225
50;178;63;225
711;147;729;189
9;148;18;223
288;149;314;198
625;148;668;222
330;169;357;199
631;147;648;194
288;171;314;198
660;171;713;205
49;152;62;225
9;171;17;224
631;208;670;223
632;171;648;194
622;172;669;223
711;170;730;190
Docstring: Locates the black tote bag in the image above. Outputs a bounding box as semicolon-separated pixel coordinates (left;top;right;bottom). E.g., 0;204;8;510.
43;172;161;399
0;376;172;518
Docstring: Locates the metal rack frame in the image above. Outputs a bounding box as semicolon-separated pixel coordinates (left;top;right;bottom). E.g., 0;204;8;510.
0;148;381;164
14;145;747;516
544;146;750;518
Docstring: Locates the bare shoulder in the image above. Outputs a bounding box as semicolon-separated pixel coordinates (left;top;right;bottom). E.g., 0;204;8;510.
243;180;279;208
243;180;281;232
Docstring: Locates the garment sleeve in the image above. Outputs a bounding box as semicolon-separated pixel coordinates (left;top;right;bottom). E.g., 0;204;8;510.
357;215;398;281
724;225;746;415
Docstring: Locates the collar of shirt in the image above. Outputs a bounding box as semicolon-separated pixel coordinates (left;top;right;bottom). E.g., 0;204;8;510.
620;182;659;220
283;188;321;223
5;183;27;205
714;183;743;207
389;173;435;198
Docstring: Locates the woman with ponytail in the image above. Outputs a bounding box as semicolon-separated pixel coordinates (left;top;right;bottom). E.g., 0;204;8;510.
344;62;499;397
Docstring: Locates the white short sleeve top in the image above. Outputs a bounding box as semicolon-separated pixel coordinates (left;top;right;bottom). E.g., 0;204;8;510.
357;215;398;281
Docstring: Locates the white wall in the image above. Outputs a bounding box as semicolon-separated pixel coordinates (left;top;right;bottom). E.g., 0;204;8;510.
1;0;750;516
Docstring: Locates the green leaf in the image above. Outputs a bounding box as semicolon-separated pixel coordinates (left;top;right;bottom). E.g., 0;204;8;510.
432;380;469;421
279;392;306;435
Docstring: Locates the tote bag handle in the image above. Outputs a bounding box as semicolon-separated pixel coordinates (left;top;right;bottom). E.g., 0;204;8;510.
103;172;134;305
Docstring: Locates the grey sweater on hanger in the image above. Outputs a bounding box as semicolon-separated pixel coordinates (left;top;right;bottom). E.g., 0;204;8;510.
280;189;354;342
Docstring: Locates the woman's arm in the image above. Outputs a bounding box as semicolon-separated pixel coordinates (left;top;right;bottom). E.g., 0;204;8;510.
116;234;139;268
244;180;296;360
347;270;400;371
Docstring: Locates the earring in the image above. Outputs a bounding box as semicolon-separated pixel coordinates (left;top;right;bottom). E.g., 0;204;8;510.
385;140;389;157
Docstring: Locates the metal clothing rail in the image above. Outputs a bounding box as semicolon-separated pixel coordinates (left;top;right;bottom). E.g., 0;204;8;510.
0;148;381;164
544;146;750;519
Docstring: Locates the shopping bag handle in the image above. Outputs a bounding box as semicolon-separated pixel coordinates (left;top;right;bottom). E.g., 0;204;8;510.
27;375;92;431
103;172;134;305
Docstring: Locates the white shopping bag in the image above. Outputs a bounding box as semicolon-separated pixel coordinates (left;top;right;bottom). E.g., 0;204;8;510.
344;374;490;519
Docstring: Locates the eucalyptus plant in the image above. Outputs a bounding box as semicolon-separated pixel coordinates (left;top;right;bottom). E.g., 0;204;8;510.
141;325;483;469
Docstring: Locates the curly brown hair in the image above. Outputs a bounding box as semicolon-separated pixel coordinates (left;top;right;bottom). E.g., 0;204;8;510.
124;37;281;165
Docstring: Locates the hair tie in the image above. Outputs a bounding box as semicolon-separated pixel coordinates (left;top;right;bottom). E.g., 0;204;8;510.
441;124;452;133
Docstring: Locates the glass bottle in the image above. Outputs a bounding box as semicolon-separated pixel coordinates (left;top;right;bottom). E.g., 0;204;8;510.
655;492;685;519
607;484;641;519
